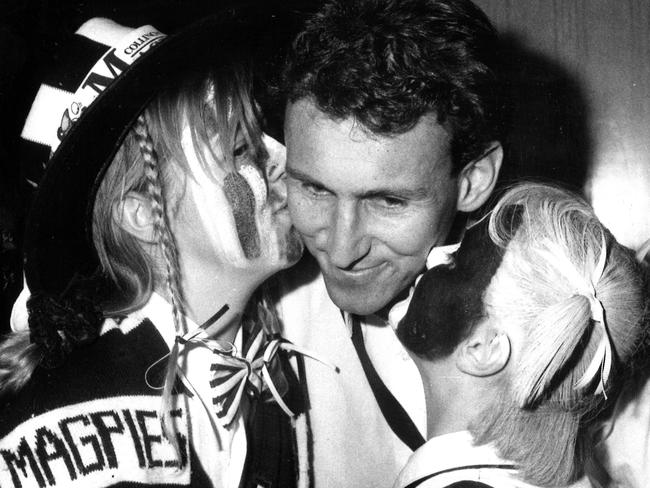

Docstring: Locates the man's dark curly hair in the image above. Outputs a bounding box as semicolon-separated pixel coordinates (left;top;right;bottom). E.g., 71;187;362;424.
283;0;508;174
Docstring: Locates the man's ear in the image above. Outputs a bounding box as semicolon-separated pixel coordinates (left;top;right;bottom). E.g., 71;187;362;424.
456;142;503;212
114;192;156;243
456;325;510;377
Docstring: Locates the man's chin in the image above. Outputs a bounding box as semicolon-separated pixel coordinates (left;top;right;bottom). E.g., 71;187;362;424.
322;279;392;316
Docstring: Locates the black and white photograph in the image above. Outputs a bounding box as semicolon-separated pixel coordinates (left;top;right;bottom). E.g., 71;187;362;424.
0;1;649;487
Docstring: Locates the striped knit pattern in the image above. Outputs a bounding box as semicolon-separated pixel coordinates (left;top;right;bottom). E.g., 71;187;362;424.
209;329;266;427
0;317;213;488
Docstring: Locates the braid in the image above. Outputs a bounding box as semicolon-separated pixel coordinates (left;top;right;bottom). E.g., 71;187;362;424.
133;114;186;336
133;114;186;454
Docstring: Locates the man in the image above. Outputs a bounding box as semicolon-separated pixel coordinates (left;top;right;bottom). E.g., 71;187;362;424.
277;0;508;486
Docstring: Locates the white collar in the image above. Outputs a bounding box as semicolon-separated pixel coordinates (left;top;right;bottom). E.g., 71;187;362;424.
395;431;593;488
341;309;386;334
101;292;242;351
141;292;191;349
394;431;515;487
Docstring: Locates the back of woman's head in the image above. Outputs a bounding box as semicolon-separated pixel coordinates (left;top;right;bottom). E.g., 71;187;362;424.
473;182;649;486
487;183;648;406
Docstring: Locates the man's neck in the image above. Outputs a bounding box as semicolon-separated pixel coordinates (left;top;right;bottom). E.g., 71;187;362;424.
374;285;412;321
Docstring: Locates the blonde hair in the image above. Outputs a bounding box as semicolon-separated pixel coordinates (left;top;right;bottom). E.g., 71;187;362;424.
471;183;649;486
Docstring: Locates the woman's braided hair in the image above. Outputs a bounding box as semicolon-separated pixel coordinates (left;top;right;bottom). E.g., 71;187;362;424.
133;114;187;338
132;112;189;448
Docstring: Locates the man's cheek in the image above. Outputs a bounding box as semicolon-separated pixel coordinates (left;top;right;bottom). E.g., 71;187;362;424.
286;192;320;239
379;214;439;256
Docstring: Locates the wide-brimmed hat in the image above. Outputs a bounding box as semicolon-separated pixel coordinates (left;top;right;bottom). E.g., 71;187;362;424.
19;2;299;301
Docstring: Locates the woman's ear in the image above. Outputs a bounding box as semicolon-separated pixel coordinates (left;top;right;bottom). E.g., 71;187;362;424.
456;142;503;213
114;192;156;243
456;324;510;377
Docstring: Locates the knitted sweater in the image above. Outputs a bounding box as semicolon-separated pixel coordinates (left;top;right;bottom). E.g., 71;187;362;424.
0;308;298;488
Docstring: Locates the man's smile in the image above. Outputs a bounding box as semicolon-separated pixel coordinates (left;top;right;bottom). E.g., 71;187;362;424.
323;260;389;285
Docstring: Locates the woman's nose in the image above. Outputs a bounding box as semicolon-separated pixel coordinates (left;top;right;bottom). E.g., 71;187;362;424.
263;135;288;211
264;134;287;183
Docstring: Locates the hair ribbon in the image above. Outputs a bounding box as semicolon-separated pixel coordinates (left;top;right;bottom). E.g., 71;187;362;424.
574;234;613;399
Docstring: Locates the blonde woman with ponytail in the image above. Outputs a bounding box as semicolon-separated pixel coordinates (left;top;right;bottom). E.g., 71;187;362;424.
0;7;312;488
391;182;649;488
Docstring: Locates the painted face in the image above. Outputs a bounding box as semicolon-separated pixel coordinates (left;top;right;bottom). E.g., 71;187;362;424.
285;99;460;316
171;122;302;282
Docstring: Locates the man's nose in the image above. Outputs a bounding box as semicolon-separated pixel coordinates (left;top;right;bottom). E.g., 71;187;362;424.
321;201;370;269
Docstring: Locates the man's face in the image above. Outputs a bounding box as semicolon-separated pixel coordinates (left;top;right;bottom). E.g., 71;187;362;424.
285;99;460;315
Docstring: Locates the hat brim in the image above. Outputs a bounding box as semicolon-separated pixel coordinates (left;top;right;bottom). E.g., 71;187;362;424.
24;3;300;296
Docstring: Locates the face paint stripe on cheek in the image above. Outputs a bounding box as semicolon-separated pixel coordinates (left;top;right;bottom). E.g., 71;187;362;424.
237;165;267;209
223;172;261;259
182;124;248;265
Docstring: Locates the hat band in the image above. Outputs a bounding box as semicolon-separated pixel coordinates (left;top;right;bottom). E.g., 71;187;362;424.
21;25;166;154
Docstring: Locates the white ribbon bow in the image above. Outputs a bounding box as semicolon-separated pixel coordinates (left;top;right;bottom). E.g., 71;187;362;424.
146;318;339;431
209;329;338;427
574;235;613;399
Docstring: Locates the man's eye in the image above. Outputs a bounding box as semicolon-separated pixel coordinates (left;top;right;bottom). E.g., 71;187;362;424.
373;196;407;209
302;182;329;196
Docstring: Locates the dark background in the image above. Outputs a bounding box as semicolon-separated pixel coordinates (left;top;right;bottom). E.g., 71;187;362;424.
1;0;650;334
475;0;650;253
